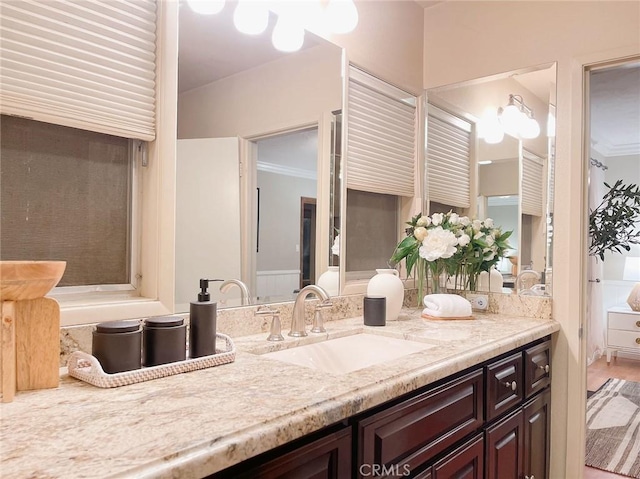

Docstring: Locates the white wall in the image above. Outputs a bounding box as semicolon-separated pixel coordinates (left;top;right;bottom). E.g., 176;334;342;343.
177;43;342;139
256;171;316;271
424;2;640;477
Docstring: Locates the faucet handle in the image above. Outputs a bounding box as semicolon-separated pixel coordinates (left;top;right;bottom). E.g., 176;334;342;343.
310;301;332;333
255;306;284;341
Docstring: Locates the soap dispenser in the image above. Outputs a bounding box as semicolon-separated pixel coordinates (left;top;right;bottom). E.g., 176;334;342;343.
189;278;222;358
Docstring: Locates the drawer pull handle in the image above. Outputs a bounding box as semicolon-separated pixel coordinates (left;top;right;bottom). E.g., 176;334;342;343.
525;476;535;479
636;338;640;345
538;364;550;373
636;320;640;328
503;380;517;391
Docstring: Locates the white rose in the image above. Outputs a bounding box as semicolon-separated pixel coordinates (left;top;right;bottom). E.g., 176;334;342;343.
449;213;459;225
419;226;458;261
460;216;471;226
416;216;431;227
485;235;495;246
431;213;444;226
457;234;470;246
484;218;494;228
474;232;484;240
472;219;483;232
414;226;428;241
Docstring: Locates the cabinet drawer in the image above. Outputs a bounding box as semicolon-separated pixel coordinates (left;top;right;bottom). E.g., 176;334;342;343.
609;312;640;332
486;352;523;421
607;329;640;349
357;370;484;478
524;341;551;399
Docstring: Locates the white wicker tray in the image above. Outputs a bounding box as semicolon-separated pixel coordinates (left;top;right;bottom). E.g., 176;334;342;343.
67;333;235;388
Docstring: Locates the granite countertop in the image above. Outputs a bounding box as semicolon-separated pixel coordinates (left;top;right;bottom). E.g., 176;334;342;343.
0;308;559;479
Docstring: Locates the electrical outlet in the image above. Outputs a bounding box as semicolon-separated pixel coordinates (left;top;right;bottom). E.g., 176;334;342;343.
468;293;489;311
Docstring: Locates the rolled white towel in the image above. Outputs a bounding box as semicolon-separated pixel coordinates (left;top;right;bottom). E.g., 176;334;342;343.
422;294;473;319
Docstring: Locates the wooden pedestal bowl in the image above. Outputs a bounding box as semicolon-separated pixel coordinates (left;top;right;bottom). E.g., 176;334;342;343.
0;261;67;301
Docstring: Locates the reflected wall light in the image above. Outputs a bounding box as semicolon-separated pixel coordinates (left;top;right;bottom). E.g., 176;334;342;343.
498;94;540;140
478;94;541;144
187;0;359;53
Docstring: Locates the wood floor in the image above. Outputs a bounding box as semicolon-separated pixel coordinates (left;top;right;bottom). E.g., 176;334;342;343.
585;355;640;479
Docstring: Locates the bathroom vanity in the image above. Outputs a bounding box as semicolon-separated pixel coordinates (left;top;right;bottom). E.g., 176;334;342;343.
0;309;558;479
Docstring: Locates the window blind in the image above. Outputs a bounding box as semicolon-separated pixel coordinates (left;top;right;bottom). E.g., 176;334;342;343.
0;0;157;141
522;150;544;217
346;65;416;197
427;105;471;208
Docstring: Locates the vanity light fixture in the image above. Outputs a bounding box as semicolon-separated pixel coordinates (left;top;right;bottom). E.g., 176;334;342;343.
498;94;541;140
186;0;359;52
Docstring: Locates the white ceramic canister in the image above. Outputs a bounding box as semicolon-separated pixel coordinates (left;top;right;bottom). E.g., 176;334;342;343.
317;266;340;296
366;268;404;322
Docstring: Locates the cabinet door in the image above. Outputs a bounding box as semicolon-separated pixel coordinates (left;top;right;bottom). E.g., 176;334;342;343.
357;370;484;478
432;434;484;479
486;352;523;421
223;426;352;479
524;341;551;399
523;389;551;479
485;409;524;479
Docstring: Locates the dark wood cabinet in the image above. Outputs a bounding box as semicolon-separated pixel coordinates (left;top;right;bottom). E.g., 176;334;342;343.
523;389;551;479
485;353;523;421
210;426;352;479
210;336;552;479
485;409;524;479
524;341;551;399
432;434;484;479
357;370;484;479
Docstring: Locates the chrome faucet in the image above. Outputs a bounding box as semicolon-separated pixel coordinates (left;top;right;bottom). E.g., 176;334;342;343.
289;285;331;337
254;306;283;341
515;270;541;293
219;279;252;306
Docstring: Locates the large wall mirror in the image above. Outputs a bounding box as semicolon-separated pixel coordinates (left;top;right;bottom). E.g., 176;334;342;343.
426;63;556;295
175;2;343;311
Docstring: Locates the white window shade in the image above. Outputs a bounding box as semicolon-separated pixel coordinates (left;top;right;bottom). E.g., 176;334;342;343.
346;65;416;197
427;105;471;208
522;150;544;217
0;0;157;141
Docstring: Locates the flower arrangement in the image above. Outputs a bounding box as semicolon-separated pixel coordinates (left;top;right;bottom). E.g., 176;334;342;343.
390;211;512;302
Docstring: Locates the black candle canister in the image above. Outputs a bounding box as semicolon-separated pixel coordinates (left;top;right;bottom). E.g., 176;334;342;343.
363;295;386;326
143;316;187;366
92;320;142;374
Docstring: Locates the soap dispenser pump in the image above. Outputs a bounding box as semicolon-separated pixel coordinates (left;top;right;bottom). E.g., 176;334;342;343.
189;278;223;358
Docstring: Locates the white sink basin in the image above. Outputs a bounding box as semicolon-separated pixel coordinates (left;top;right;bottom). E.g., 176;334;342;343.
260;333;435;374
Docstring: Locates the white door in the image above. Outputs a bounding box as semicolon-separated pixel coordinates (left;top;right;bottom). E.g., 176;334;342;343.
175;138;242;312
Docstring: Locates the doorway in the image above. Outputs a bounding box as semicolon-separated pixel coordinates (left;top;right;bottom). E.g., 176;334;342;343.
252;127;319;301
300;198;317;289
584;59;640;479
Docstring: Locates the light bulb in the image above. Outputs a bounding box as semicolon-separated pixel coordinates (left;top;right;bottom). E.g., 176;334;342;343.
187;0;225;15
326;0;359;34
500;104;526;138
520;116;540;139
272;15;305;52
233;0;269;35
